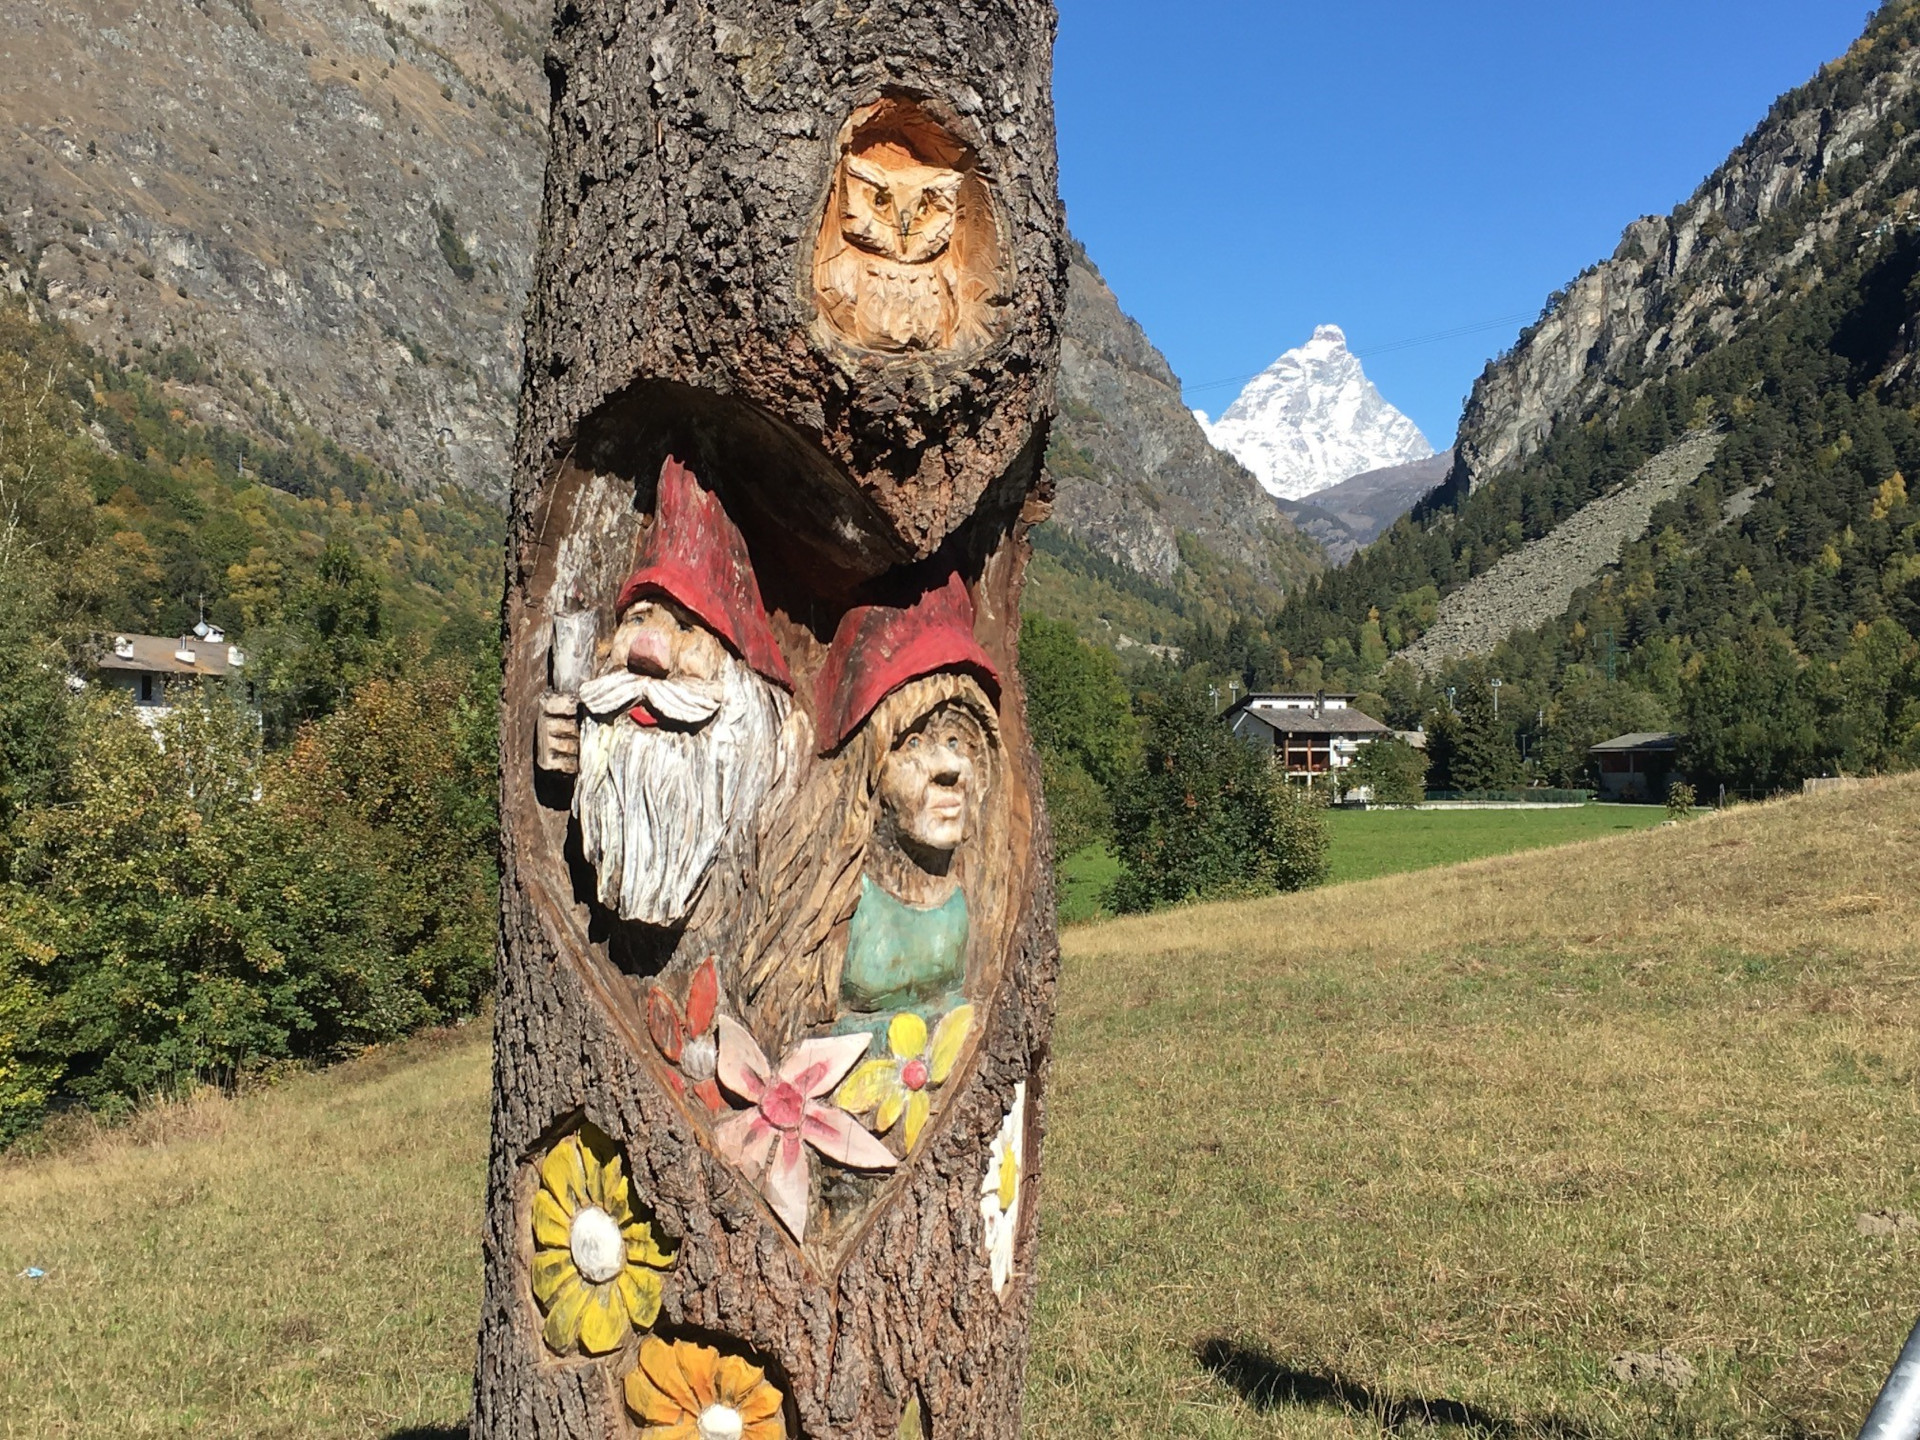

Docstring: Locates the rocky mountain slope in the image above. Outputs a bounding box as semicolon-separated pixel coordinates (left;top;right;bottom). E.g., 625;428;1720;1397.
1198;324;1432;500
2;0;1322;622
1399;432;1720;670
0;0;546;498
1276;449;1451;564
1049;247;1321;603
1444;18;1920;503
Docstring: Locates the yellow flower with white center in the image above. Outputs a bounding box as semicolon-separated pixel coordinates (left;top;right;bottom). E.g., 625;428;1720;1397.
834;1006;973;1152
979;1080;1026;1295
530;1126;676;1355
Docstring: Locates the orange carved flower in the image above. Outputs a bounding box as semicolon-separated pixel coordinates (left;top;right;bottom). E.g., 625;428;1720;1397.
625;1335;787;1440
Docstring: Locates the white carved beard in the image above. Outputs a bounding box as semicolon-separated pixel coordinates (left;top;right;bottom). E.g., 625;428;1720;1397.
573;657;788;927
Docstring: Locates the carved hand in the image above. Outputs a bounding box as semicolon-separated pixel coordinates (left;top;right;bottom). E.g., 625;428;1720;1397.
536;692;581;774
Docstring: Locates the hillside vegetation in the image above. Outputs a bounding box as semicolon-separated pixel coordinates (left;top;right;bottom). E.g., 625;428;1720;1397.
1194;2;1920;798
5;777;1916;1437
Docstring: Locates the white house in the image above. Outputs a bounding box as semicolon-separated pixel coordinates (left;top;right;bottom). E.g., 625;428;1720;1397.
87;626;249;726
1225;692;1391;782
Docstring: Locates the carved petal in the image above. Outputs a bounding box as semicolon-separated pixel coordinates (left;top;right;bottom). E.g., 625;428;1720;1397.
529;1247;574;1307
532;1188;572;1249
541;1272;590;1353
625;1221;675;1270
540;1137;590;1212
640;1334;704;1415
903;1089;933;1151
874;1085;907;1136
762;1131;812;1240
715;1017;771;1103
929;1005;974;1085
625;1364;687;1428
801;1102;898;1171
732;1370;784;1425
887;1010;928;1061
598;1153;629;1218
693;1076;726;1113
715;1353;773;1411
579;1284;629;1355
779;1031;874;1098
686;956;719;1037
834;1058;899;1118
647;988;684;1063
620;1266;664;1328
712;1109;777;1177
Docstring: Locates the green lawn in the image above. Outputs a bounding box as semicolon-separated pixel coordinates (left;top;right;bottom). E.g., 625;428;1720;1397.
1324;803;1670;885
1060;804;1669;923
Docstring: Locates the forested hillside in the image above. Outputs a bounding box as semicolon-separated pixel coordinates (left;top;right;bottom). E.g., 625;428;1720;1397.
1202;2;1920;795
0;296;502;1141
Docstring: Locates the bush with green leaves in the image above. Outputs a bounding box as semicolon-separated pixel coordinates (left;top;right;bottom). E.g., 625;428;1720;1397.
0;648;498;1141
1341;736;1430;805
1109;679;1327;912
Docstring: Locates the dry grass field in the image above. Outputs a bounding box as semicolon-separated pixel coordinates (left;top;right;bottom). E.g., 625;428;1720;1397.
3;776;1918;1438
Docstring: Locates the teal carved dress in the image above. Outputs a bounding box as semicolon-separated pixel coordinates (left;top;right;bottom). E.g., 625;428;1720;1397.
832;873;969;1047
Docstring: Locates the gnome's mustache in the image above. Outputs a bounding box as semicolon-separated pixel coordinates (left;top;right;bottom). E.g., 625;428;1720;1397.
578;669;726;726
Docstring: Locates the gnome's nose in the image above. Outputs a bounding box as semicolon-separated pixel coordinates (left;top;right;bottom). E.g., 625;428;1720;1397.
626;628;672;678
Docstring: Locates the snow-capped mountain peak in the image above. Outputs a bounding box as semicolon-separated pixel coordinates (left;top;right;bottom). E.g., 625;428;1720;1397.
1197;325;1433;501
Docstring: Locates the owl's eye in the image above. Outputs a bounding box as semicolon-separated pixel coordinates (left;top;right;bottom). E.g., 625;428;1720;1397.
906;735;922;751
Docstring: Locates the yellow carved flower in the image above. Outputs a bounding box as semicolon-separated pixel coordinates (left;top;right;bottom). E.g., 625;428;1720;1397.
625;1334;787;1440
531;1127;676;1356
834;1006;973;1151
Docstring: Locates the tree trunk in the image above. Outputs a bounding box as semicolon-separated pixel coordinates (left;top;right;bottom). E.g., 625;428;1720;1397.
474;1;1067;1436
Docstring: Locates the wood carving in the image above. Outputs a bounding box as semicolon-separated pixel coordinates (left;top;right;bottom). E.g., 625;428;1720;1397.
812;99;1008;355
477;0;1067;1435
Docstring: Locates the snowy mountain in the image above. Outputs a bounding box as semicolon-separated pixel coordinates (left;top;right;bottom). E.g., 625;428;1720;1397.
1196;325;1434;501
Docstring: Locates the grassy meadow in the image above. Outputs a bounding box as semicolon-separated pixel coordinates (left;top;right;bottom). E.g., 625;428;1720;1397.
1058;803;1671;922
4;778;1919;1437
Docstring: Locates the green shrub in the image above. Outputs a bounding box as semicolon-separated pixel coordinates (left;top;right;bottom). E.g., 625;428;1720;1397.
1110;679;1327;911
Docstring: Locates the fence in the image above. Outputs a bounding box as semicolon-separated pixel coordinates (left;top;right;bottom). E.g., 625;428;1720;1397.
1421;788;1596;805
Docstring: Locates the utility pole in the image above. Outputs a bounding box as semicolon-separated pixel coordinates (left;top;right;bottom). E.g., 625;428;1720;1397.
1490;677;1502;720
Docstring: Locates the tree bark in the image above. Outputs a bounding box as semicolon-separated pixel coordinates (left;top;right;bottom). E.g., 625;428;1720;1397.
474;1;1067;1436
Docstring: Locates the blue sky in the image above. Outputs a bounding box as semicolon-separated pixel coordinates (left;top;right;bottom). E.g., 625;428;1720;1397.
1051;1;1872;447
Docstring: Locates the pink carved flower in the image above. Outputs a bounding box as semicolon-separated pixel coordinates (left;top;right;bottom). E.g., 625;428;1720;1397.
712;1017;896;1241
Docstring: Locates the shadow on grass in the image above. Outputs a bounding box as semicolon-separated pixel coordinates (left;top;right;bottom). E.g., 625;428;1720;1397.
384;1428;467;1439
1196;1338;1591;1437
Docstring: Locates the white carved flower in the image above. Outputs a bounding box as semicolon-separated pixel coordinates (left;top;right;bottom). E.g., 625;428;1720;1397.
979;1080;1027;1295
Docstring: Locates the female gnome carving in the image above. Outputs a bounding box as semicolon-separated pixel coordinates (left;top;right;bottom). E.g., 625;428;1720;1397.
741;572;1009;1088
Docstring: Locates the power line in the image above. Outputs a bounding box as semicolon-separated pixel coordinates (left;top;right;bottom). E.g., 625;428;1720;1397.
1181;310;1541;396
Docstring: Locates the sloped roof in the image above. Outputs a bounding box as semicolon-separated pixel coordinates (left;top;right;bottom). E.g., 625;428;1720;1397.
1238;705;1391;737
1589;731;1682;753
92;633;244;679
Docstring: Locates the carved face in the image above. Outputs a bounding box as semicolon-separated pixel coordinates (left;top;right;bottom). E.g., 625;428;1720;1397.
573;605;787;927
839;152;962;264
877;701;987;854
608;597;728;685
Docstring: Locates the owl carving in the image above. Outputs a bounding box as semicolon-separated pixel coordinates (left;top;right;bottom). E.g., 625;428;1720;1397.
812;101;1006;355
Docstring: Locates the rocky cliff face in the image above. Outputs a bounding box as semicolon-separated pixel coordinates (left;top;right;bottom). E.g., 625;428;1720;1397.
0;0;546;497
1048;247;1321;598
1450;29;1920;498
2;0;1318;607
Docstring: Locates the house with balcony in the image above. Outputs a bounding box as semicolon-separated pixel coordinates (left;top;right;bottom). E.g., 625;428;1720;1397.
1225;692;1392;782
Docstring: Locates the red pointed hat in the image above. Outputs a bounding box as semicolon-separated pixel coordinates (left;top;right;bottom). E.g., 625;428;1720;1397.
614;457;793;691
814;571;1000;753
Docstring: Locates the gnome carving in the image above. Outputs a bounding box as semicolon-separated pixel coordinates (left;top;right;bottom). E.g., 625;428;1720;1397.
742;573;1008;1056
538;458;795;928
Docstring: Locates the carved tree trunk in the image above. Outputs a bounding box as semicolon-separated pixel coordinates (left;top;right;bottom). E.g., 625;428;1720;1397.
473;1;1067;1436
